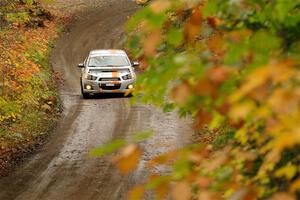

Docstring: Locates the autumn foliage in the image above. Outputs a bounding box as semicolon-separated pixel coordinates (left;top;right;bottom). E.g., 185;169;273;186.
102;0;300;199
0;0;61;173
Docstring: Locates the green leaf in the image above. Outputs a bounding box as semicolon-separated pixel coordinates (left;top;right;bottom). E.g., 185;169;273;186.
90;139;126;157
131;130;154;143
167;28;183;47
203;1;219;17
126;8;151;31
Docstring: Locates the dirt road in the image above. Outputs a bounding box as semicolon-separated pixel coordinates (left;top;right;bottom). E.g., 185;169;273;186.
0;1;191;199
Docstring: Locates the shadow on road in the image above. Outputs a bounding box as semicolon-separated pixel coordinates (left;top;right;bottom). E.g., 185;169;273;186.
82;93;132;100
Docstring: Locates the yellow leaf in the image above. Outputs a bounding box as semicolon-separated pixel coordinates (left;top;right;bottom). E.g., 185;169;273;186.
229;101;255;122
230;66;272;103
275;163;297;180
271;60;295;84
273;133;300;152
235;128;248;145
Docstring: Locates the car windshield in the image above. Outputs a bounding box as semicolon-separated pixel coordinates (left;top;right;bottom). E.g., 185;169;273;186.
88;55;129;67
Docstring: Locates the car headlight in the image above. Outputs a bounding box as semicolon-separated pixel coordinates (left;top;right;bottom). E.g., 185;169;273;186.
87;74;97;81
122;74;132;80
86;85;92;90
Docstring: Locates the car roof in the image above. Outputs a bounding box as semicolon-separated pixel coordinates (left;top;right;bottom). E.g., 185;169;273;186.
89;49;127;56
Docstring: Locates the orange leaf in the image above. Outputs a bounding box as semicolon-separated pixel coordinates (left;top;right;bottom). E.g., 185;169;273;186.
270;193;296;200
198;190;219;200
268;89;298;114
171;181;191;200
155;180;169;199
184;6;202;42
206;34;225;57
202;148;230;172
128;186;145;200
170;81;191;106
149;0;171;14
147;151;178;168
135;0;148;5
114;144;141;174
208;66;233;85
290;178;300;193
207;16;221;28
144;30;161;57
193;109;213;131
248;81;270;102
194;77;216;97
229;187;257;200
196;177;212;188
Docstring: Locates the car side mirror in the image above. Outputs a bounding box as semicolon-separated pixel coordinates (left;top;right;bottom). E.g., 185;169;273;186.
132;61;139;67
78;63;85;68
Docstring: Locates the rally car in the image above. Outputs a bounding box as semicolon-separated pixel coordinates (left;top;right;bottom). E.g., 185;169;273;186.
78;49;138;99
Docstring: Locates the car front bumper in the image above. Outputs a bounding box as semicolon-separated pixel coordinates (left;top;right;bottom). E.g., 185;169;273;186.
82;79;135;94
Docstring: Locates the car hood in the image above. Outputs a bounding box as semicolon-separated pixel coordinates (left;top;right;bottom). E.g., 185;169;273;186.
87;66;132;76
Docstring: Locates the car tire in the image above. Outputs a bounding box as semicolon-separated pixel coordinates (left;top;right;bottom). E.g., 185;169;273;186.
80;78;90;99
124;93;133;97
82;92;90;99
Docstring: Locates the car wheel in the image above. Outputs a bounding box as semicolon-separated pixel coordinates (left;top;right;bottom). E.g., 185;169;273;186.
82;93;90;99
80;78;90;99
124;93;133;97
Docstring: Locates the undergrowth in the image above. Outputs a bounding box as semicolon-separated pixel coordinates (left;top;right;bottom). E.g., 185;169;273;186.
0;0;63;174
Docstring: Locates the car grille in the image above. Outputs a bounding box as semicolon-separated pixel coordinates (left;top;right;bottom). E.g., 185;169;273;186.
100;84;121;90
99;78;121;81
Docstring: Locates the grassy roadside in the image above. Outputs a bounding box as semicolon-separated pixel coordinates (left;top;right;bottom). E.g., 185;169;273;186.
0;1;66;176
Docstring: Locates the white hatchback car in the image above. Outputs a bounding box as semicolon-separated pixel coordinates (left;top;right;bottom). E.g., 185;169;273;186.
78;49;138;98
